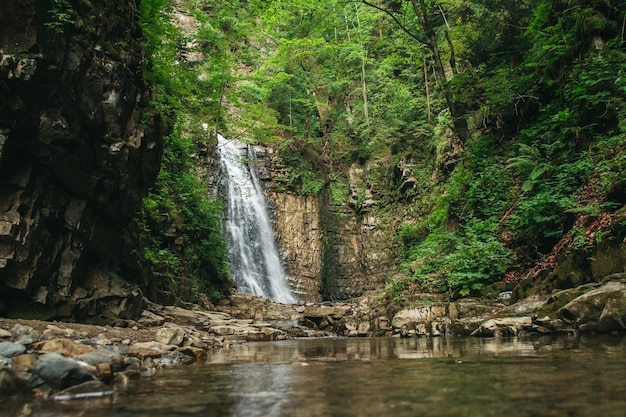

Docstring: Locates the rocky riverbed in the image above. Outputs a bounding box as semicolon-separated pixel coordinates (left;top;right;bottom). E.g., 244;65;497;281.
2;275;626;402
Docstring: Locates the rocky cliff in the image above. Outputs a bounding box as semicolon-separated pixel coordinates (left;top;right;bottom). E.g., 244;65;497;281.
254;147;402;303
0;0;163;322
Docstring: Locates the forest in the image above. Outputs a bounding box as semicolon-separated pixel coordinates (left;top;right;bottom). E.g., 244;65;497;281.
137;0;626;302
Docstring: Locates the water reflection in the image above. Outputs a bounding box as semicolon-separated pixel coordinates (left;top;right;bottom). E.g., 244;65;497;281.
206;335;588;363
4;336;626;417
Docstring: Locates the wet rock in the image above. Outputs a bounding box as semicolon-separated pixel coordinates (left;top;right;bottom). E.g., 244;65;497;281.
471;317;533;337
31;339;95;357
123;356;141;372
51;380;113;401
153;350;195;367
0;341;27;358
95;363;113;383
558;281;626;333
0;367;28;395
76;346;124;371
32;353;96;390
177;347;207;363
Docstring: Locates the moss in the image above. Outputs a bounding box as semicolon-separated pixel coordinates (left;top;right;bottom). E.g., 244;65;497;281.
535;283;600;317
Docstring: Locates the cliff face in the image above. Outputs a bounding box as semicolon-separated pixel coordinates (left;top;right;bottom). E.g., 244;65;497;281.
254;147;401;303
0;0;163;322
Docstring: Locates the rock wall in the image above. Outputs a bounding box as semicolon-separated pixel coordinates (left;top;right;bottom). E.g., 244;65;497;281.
271;192;324;302
319;163;403;300
254;148;402;302
0;0;163;322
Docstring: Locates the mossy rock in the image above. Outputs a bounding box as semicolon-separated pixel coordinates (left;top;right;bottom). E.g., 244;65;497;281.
557;281;626;333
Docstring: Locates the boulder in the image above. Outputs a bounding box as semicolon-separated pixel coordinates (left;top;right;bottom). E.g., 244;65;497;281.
127;342;171;360
0;341;27;358
31;339;95;357
471;317;533;337
139;310;165;327
558;281;626;333
32;353;96;390
76;347;124;371
155;327;186;346
177;347;207;363
303;305;351;320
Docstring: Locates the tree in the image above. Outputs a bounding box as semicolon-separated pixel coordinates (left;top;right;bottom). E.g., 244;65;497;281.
361;0;469;141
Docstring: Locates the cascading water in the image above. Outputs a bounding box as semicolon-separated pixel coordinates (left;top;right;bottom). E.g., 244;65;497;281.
217;134;296;304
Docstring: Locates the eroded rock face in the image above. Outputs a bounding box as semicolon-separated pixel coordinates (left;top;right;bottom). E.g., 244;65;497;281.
253;147;400;302
0;0;164;321
271;193;324;301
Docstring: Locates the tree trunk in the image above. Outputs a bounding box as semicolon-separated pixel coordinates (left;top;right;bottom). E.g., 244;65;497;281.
411;0;468;140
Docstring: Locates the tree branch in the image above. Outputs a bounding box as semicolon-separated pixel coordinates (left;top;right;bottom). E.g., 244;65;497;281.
360;0;429;45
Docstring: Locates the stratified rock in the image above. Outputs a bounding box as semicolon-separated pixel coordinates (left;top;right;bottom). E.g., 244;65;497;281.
32;353;95;390
558;281;626;333
303;305;351;320
0;0;163;322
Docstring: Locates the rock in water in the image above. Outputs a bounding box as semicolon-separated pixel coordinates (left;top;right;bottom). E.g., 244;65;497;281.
32;353;95;390
0;367;28;395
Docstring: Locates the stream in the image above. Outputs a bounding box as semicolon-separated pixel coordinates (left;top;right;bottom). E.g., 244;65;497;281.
4;335;626;417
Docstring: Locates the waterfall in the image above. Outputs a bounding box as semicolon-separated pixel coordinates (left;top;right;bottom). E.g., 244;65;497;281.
217;134;296;304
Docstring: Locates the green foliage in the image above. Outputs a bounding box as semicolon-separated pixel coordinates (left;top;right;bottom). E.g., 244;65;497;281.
329;174;350;205
137;0;626;303
138;0;236;303
45;0;75;33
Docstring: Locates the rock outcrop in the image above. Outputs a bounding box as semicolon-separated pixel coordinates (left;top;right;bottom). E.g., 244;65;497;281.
253;147;402;302
0;0;164;321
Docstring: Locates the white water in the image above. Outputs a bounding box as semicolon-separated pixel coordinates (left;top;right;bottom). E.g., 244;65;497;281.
217;134;296;304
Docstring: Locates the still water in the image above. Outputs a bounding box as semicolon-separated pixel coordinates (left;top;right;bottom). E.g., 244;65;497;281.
6;336;626;417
